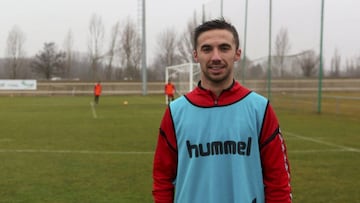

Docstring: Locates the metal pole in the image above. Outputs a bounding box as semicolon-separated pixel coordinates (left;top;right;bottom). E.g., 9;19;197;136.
202;4;205;23
318;0;325;113
141;0;147;95
241;0;248;85
267;0;272;100
220;0;224;17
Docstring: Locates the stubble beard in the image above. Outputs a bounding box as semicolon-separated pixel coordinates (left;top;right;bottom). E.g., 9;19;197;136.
203;67;232;85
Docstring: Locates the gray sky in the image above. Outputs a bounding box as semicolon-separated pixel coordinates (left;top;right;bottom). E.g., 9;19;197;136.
1;0;359;69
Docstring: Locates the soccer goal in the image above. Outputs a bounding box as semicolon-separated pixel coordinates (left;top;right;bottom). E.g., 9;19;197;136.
165;63;200;103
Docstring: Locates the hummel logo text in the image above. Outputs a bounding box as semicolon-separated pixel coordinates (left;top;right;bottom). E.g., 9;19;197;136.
186;137;252;158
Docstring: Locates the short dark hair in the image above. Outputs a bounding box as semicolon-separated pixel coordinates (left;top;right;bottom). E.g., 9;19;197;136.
193;18;240;50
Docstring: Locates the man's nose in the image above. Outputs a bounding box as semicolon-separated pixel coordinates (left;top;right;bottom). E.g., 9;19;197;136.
211;49;221;61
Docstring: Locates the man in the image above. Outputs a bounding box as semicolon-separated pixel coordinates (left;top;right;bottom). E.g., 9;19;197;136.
94;81;102;104
152;18;292;203
164;80;176;103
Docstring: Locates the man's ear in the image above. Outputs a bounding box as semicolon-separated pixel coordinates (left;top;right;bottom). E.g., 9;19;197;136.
193;50;198;62
234;49;242;62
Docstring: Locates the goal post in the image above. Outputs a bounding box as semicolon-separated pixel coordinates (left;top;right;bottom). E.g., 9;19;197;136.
165;63;200;103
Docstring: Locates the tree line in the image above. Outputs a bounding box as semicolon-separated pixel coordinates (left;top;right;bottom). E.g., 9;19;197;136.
1;13;360;81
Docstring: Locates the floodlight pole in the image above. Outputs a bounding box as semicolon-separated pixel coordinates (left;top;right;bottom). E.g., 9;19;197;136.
241;0;248;85
202;4;205;23
317;0;325;113
267;0;272;100
220;0;224;17
141;0;147;95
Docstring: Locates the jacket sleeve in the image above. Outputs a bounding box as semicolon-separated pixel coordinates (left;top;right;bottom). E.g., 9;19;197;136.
259;104;292;203
152;107;178;203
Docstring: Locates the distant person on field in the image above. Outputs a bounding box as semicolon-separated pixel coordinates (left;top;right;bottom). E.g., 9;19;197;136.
94;81;102;104
152;18;292;203
164;80;176;103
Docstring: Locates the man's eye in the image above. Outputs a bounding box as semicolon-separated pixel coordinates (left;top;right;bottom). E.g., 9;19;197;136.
220;46;231;51
202;47;212;52
202;46;211;51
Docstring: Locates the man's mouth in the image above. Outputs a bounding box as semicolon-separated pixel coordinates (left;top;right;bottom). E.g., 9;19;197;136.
208;65;224;74
208;64;224;69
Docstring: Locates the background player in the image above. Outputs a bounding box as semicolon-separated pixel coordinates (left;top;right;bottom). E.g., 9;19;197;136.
164;79;176;103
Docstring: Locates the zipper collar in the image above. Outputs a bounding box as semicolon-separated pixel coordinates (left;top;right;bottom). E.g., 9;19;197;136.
198;80;236;105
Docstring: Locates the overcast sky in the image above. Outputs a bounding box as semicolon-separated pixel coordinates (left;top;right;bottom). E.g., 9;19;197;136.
1;0;359;69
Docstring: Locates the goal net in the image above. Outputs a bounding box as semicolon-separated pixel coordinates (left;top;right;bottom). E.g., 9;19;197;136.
165;63;200;103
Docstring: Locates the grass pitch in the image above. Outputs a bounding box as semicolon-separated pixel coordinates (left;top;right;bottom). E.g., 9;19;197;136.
0;94;359;202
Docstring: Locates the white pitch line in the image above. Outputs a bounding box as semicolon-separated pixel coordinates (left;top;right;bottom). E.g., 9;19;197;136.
1;131;358;155
290;149;352;153
286;131;360;153
90;101;97;119
0;149;154;155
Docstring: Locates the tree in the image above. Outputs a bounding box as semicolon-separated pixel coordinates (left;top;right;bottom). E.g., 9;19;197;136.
177;12;199;63
5;25;26;79
247;63;265;79
63;29;74;79
67;51;92;80
31;42;66;79
345;56;360;77
274;27;291;77
330;48;341;77
149;28;182;81
119;18;142;80
159;28;181;66
297;50;319;77
104;21;120;80
88;13;105;80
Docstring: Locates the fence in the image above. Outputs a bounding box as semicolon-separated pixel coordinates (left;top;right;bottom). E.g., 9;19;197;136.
0;79;358;95
0;81;164;96
0;79;359;117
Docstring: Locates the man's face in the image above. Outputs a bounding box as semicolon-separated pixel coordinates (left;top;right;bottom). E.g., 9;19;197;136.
193;29;241;87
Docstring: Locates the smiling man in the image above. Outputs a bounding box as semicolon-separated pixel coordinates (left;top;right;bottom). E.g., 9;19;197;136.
152;18;292;203
193;24;241;96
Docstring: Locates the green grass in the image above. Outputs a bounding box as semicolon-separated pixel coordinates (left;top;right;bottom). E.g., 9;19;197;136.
277;109;360;202
0;95;359;202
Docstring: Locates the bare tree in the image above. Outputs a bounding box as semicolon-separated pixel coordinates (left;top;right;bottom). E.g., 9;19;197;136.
248;63;265;79
297;50;319;77
63;29;74;79
330;48;341;77
157;28;182;67
5;25;26;79
345;56;360;77
177;12;199;63
274;27;291;77
119;18;141;80
149;28;182;81
88;13;105;80
104;21;120;80
69;51;92;80
31;42;66;79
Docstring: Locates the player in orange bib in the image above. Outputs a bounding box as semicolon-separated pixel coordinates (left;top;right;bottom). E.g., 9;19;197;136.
94;81;102;104
164;80;176;103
